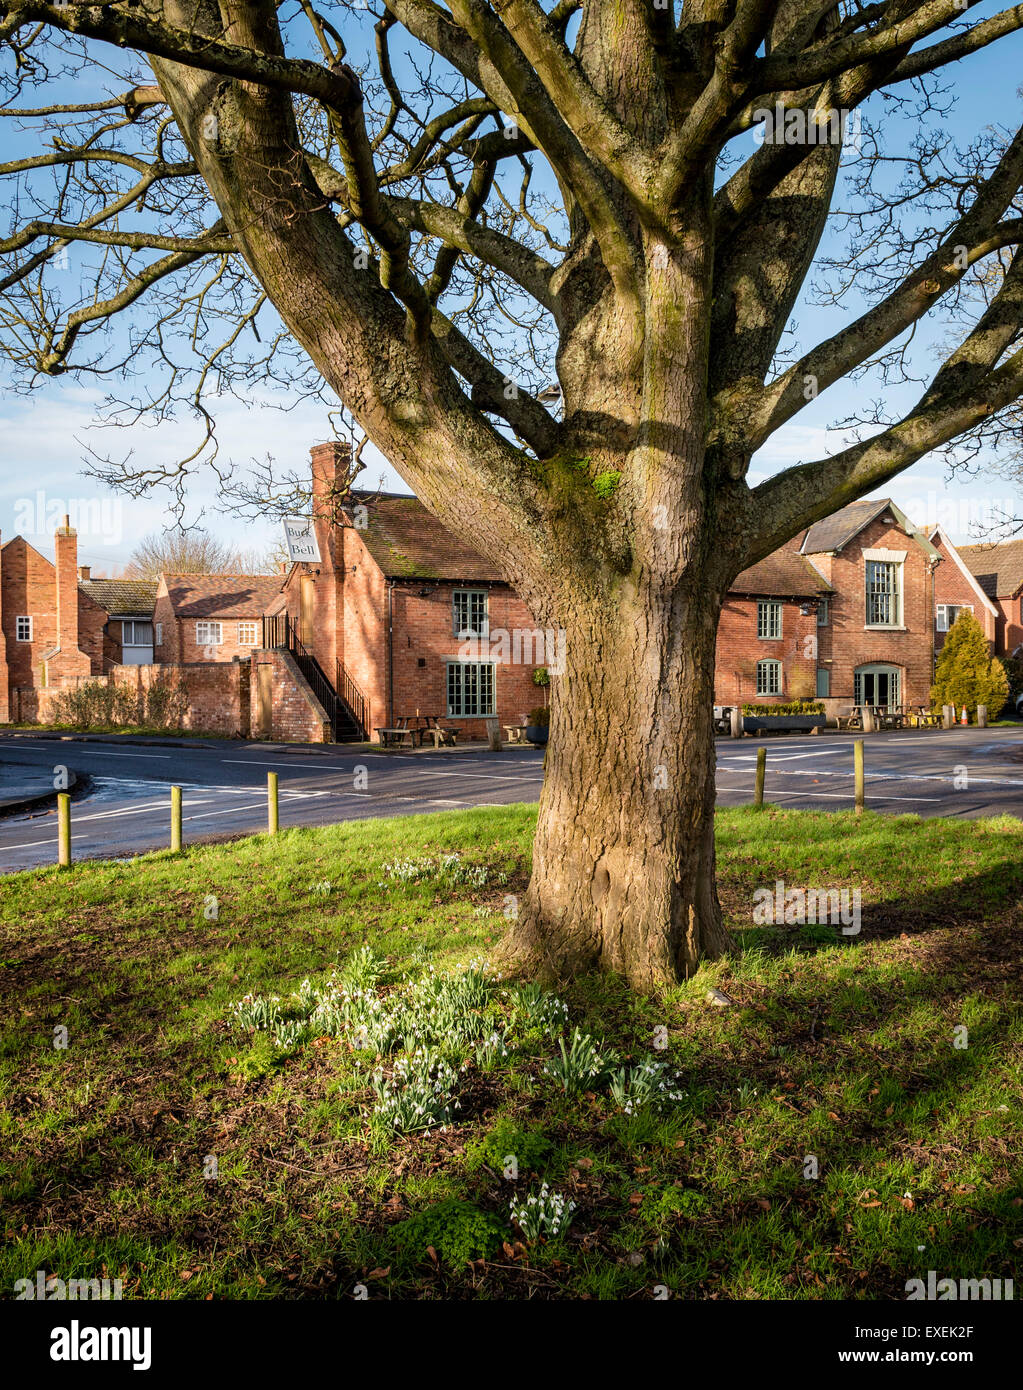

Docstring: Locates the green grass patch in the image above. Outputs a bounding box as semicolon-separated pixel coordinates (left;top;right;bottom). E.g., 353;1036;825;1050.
1;803;1021;1299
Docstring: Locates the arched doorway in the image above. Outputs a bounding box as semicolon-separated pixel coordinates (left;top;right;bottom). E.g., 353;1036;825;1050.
854;663;901;709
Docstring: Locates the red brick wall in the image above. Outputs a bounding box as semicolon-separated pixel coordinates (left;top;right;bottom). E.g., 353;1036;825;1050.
337;526;387;736
250;649;331;742
19;661;249;735
931;536;996;650
715;596;819;704
0;537;8;722
994;595;1023;658
165;613;264;664
2;537;56;695
810;516;936;707
387;581;546;739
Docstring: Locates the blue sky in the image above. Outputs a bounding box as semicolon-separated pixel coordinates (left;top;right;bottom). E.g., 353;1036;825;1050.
1;7;1021;571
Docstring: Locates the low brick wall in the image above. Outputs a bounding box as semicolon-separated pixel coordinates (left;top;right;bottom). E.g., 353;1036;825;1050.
12;659;250;736
250;649;331;743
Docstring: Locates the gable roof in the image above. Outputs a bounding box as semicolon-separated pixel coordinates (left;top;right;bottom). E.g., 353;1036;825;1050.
730;549;833;598
927;528;999;615
801;498;894;554
800;496;940;562
160;573;283;618
955;537;1023;599
349;492;506;582
79;577;158;617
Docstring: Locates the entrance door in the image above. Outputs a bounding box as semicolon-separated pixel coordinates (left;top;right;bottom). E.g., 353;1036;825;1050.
256;663;273;738
300;576;315;638
854;664;901;709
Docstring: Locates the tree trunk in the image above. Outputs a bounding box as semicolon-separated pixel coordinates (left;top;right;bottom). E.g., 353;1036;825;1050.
502;580;731;991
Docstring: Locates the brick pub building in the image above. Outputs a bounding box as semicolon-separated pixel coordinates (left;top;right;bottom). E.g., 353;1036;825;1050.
2;441;1020;740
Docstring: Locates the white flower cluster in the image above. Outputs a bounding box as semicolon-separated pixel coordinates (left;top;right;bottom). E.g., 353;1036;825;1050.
510;1183;577;1241
370;1048;465;1133
609;1060;686;1115
377;853;492;889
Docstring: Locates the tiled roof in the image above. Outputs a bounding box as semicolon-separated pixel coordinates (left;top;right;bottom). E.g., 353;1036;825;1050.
801;498;892;554
79;578;158;616
957;538;1023;598
161;573;284;618
350;492;506;581
731;550;832;597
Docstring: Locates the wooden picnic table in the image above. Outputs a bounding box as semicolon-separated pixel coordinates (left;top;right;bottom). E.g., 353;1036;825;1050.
395;713;459;748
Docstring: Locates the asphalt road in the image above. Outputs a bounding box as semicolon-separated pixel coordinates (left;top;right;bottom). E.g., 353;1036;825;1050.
2;724;1023;873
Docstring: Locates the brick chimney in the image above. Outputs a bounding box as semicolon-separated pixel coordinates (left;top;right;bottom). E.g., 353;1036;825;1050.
50;516;91;682
307;441;352;675
78;564;91;581
310;440;352;527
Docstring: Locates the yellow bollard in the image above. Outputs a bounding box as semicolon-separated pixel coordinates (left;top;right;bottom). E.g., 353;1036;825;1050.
754;746;766;807
268;772;279;835
57;792;71;868
171;785;182;853
854;739;865;815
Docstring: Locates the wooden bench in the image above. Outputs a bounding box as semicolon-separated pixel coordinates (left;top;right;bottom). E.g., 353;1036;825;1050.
504;725;527;744
376;727;414;748
420;726;458;748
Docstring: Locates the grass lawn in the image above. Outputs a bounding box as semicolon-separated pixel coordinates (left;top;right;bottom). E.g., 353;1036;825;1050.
1;803;1021;1300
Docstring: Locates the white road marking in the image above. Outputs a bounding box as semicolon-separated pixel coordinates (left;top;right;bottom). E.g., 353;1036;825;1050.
218;758;541;783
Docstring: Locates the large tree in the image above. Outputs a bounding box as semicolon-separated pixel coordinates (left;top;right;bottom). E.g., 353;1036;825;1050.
2;1;1023;987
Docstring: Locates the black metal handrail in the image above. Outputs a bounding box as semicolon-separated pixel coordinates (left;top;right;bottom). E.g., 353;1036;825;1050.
260;610;368;739
336;658;367;735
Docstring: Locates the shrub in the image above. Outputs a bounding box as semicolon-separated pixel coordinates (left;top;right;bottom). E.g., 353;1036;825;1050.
390;1199;504;1271
528;706;550;726
466;1118;553;1175
740;700;825;716
47;673;187;731
930;610;1008;718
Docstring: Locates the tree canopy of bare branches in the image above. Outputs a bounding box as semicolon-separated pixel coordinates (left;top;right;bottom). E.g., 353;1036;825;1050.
3;1;1023;986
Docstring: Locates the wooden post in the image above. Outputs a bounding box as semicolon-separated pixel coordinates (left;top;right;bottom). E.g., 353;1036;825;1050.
977;704;988;728
730;706;743;739
485;716;502;751
57;792;71;868
862;705;875;734
854;739;865;815
268;771;279;834
170;785;182;853
754;746;766;807
942;704;953;730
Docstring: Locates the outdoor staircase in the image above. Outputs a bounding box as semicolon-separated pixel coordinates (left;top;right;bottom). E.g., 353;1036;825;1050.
261;613;368;742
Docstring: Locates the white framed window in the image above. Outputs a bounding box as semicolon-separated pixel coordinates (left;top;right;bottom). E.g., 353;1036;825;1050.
453;589;489;639
757;601;782;640
447;661;495;717
237;621;259;646
936;602;972;632
756;659;782;696
155;622;163;646
122;620;153;647
865;560;902;627
196;621;222;646
15;615;32;641
816;668;831;698
817;599;830;627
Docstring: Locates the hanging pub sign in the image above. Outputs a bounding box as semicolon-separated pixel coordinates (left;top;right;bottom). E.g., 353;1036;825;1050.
282;516;321;563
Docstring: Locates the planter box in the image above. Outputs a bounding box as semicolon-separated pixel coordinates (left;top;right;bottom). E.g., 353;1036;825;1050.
743;715;827;733
526;724;549;746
